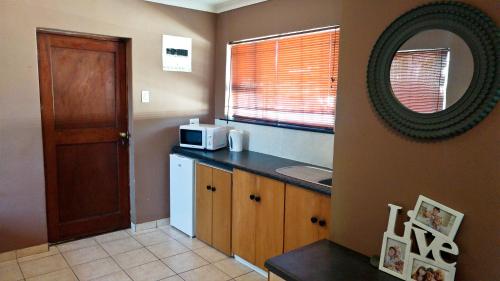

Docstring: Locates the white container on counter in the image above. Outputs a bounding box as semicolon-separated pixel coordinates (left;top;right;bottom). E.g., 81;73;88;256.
228;129;244;152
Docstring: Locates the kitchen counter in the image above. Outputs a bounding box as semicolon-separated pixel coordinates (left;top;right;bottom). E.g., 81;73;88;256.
265;240;400;281
171;146;332;195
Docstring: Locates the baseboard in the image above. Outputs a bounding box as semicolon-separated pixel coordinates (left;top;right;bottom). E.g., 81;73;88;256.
131;217;170;233
0;243;49;262
234;255;268;278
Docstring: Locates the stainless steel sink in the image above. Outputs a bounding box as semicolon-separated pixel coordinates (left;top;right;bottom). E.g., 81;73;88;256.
275;166;332;187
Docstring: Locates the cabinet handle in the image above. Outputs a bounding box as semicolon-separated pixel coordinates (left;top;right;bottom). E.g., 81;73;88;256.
206;185;211;191
211;187;216;192
249;194;255;200
319;220;326;227
310;217;318;224
254;196;261;202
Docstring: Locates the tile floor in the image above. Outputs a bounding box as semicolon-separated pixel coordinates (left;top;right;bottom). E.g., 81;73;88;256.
0;225;266;281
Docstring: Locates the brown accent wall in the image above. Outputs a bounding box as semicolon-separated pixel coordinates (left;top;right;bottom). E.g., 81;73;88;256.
0;0;215;252
331;1;499;280
214;0;342;118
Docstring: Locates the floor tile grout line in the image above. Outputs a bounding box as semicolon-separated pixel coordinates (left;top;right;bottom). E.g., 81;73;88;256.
57;237;100;255
69;255;118;281
17;252;71;280
13;259;25;281
154;248;192;261
104;246;141;281
63;240;112;268
16;247;60;264
57;249;82;281
160;258;208;275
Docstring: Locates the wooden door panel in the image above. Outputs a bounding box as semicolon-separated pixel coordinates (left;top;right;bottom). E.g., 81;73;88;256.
284;185;320;252
37;32;129;242
212;168;232;256
255;175;285;269
51;47;117;130
55;128;120;144
232;169;257;263
56;143;119;222
195;164;213;245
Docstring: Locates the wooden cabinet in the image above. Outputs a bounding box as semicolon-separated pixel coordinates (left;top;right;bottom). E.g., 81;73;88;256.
195;163;232;255
232;169;285;270
284;184;331;252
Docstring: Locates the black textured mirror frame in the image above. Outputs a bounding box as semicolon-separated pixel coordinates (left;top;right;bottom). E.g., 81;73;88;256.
367;1;499;139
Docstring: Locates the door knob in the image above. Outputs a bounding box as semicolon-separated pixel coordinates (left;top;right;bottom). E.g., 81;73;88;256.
254;196;261;202
206;185;211;190
119;132;130;145
211;187;216;192
249;194;255;200
119;132;130;139
319;220;326;227
310;217;318;224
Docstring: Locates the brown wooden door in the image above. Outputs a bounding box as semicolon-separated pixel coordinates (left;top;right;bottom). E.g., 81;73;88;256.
37;32;129;242
284;185;330;252
232;169;257;263
195;163;213;245
255;175;285;269
211;168;232;255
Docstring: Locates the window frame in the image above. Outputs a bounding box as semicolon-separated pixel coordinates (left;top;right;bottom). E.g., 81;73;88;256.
224;26;340;135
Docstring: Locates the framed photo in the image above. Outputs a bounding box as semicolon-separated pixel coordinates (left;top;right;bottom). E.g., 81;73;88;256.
407;253;456;281
379;232;411;279
410;195;464;240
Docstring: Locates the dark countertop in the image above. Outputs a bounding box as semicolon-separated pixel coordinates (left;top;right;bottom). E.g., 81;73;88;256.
171;146;332;196
265;240;400;281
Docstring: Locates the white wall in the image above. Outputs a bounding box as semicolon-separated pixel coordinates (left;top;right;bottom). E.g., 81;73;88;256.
215;119;334;168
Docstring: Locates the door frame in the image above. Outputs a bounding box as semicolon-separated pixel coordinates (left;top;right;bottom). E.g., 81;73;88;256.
36;29;133;243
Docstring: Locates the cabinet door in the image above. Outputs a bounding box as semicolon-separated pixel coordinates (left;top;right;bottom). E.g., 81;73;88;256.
284;185;320;252
283;184;331;252
212;168;232;255
317;193;331;240
232;169;257;263
195;163;213;245
255;175;285;269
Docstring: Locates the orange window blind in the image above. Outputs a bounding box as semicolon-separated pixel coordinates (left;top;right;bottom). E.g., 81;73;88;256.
228;27;340;131
390;49;450;113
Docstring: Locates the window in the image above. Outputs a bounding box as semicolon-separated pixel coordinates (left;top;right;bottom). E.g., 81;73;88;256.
226;27;340;133
390;49;450;113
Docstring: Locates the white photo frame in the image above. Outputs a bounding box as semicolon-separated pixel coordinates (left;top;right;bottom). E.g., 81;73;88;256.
407;253;456;281
379;232;411;279
409;195;464;240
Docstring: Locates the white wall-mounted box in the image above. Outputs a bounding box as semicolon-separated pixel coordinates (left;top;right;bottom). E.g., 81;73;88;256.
162;35;192;72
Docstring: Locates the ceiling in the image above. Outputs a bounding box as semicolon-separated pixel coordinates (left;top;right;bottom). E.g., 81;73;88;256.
146;0;268;13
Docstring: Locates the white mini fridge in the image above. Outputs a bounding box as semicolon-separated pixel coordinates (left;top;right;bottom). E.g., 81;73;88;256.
169;154;195;237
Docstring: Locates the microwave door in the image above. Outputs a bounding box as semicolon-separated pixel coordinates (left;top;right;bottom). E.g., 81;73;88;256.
180;129;205;149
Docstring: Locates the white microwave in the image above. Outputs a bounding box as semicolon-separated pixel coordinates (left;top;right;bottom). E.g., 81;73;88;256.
179;124;228;150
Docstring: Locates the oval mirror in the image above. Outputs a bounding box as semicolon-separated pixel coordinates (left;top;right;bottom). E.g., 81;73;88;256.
389;29;474;114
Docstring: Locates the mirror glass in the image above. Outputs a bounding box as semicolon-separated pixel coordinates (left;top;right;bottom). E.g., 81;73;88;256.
390;29;473;114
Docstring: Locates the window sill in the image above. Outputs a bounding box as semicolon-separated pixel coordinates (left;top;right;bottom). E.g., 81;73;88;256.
217;118;334;135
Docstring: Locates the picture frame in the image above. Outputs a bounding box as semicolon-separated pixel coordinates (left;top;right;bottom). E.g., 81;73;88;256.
379;232;411;279
409;195;464;240
407;253;456;281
